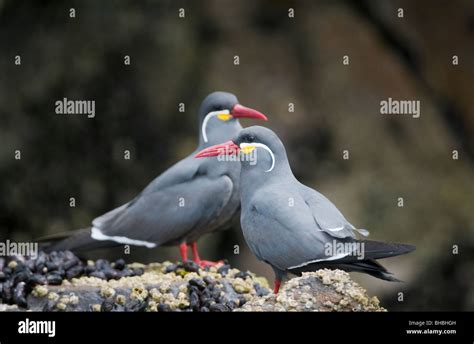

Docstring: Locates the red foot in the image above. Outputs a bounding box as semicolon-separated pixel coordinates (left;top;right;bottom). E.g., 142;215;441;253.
195;259;224;268
190;242;224;267
273;279;281;294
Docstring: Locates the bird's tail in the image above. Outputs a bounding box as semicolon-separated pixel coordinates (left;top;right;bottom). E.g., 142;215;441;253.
37;227;118;253
356;240;416;260
289;240;415;282
330;258;402;282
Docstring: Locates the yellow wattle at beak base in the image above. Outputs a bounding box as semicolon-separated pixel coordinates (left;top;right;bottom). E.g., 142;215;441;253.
217;113;233;121
241;145;256;154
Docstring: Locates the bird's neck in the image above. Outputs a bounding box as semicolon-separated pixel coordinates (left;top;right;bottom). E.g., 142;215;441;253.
197;120;243;148
240;155;295;196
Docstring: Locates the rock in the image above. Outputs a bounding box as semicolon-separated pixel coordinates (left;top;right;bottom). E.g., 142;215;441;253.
113;259;126;271
23;267;383;312
100;286;116;299
232;278;252;294
7;260;18;270
188;278;206;290
0;304;21;312
32;285;48;298
1;253;384;312
90;304;101;312
236;270;385;312
18;260;271;312
0;251;145;306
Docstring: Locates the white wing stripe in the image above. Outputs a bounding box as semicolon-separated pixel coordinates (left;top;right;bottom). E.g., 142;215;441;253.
91;227;156;248
288;252;349;269
326;226;344;232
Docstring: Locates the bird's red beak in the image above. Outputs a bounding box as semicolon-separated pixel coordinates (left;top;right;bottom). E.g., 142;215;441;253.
195;140;240;158
231;104;268;121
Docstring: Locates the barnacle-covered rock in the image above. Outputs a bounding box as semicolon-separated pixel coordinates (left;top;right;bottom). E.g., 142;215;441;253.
1;252;384;312
20;259;271;312
236;270;385;312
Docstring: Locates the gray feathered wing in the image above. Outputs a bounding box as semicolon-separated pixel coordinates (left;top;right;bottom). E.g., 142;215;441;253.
243;186;413;281
45;156;234;251
300;184;371;238
92;156;234;246
243;188;342;270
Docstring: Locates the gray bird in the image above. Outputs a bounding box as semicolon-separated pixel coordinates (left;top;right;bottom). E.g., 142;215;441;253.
196;126;415;292
42;92;268;266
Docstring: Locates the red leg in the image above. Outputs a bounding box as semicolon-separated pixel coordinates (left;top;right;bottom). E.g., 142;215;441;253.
179;243;188;261
190;242;201;263
190;242;223;267
273;279;281;294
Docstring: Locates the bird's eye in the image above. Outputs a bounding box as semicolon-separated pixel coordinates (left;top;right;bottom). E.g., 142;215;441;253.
247;135;256;142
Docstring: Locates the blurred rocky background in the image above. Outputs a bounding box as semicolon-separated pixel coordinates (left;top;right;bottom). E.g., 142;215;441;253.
0;0;473;311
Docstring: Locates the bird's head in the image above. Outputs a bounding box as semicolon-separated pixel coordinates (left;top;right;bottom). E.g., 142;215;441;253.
198;92;267;144
195;126;288;174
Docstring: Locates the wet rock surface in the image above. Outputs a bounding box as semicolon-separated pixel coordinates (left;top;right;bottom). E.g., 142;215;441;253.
0;252;143;308
26;260;270;312
1;253;383;312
